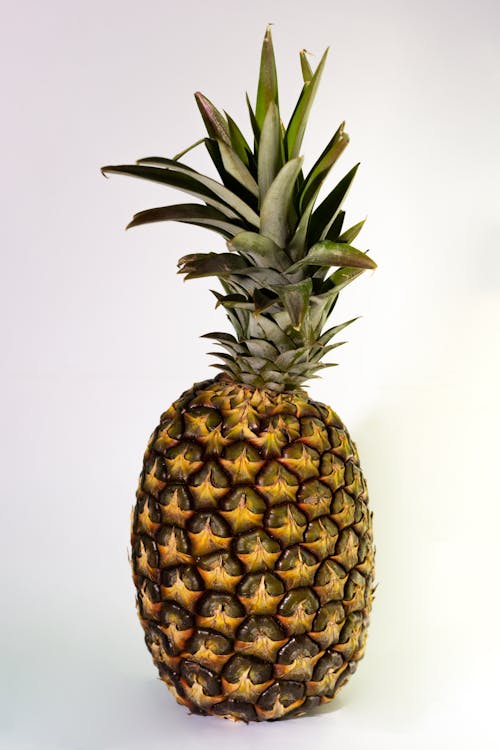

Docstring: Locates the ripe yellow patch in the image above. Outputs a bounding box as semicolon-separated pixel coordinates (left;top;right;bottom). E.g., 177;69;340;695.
267;505;307;547
219;446;265;483
198;556;243;591
236;535;281;572
277;604;316;635
197;608;245;638
188;467;229;508
332;528;360;569
160;570;202;611
158;488;194;526
235;633;287;662
188;517;231;556
157;529;192;567
220;494;264;533
279;444;320;480
238;575;284;615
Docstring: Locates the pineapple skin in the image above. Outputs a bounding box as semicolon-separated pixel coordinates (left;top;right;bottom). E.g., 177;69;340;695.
131;376;374;722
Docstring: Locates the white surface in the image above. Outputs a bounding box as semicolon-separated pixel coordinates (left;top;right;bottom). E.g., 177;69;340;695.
1;0;500;748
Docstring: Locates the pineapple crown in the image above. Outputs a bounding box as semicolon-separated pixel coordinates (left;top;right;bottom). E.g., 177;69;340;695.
102;27;376;393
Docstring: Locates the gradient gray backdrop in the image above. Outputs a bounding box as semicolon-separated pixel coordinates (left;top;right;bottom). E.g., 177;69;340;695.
1;0;499;748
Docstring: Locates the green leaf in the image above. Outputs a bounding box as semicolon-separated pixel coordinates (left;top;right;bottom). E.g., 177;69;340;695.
253;288;278;313
338;218;366;244
288;241;377;272
210;362;240;375
274;348;308;370
246;92;260;144
229;231;289;270
272;278;313;329
300;49;313;83
201;331;239;345
172;138;205;162
300;122;349;211
246;313;295;351
202;330;238;342
212;290;245;306
212;292;254;310
258;102;282;202
102;163;242;220
286;195;317;262
308;164;359;243
260;157;303;248
223;305;246;339
134;157;260;228
318;318;358;345
329;266;366;291
313;268;366;312
243;338;279;359
207;350;239;363
255;26;279;131
194;92;230;144
325;210;345;241
239;355;270;371
178;252;248;279
126;203;243;238
217;140;259;197
286;48;328;159
309;341;346;362
225;112;254;170
229;265;285;286
203;138;227;182
204;335;245;356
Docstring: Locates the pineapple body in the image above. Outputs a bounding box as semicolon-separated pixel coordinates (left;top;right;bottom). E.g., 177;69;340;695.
131;376;374;722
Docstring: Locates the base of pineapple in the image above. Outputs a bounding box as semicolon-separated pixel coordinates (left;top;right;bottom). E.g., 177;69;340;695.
131;376;374;722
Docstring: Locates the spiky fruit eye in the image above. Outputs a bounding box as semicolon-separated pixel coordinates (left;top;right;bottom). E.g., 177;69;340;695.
131;377;375;721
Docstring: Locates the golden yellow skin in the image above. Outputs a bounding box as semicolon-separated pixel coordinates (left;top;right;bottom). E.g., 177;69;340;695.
131;376;374;722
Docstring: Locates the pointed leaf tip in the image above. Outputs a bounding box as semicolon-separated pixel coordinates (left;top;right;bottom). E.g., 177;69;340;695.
286;47;329;159
288;241;377;272
195;91;231;144
255;24;279;131
300;49;313;83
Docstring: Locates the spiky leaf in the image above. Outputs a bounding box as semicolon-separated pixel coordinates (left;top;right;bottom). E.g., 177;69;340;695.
178;252;248;279
260;157;303;248
195;92;231;144
286;48;328;159
245;92;260;143
258;102;282;201
288;241;376;272
102;163;241;220
338;218;366;244
225;112;254;170
229;231;289;270
135;157;261;227
300;122;349;210
126;204;243;238
300;50;313;83
217;140;259;197
325;210;345;241
308;164;359;243
318;318;358;345
255;26;279;130
272;279;313;329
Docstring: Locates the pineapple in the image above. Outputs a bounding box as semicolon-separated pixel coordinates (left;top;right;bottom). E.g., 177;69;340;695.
103;27;376;722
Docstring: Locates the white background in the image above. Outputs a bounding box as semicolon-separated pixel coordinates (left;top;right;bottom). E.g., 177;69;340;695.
1;0;499;748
